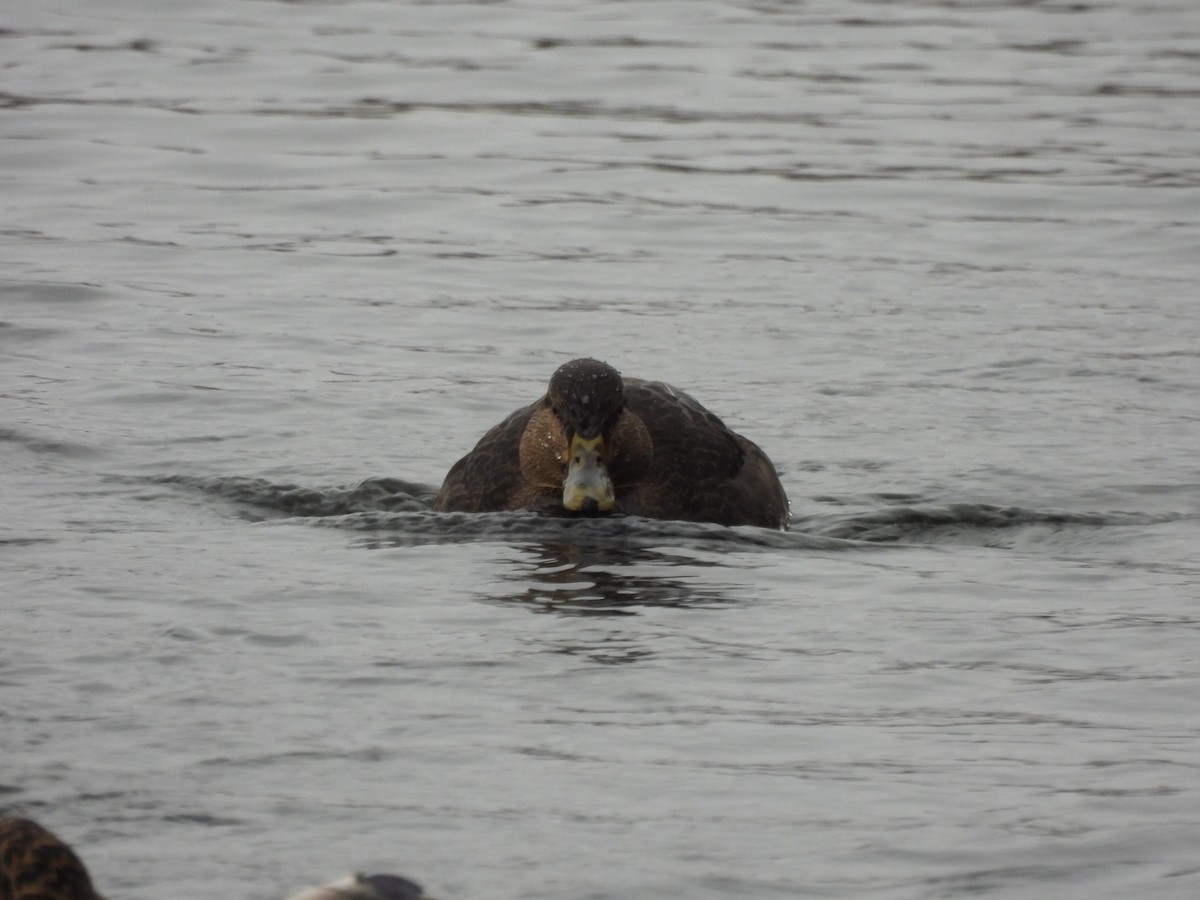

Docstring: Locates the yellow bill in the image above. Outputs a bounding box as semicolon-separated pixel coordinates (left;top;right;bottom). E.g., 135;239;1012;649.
562;434;615;513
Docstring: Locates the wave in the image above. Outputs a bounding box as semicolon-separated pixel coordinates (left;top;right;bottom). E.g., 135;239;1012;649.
135;475;1187;551
795;503;1179;546
140;474;437;518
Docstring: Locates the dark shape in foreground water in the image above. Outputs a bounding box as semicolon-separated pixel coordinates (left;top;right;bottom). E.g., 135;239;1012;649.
0;816;432;900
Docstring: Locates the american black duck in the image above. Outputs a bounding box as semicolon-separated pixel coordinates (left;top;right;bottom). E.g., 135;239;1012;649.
0;816;431;900
433;359;789;529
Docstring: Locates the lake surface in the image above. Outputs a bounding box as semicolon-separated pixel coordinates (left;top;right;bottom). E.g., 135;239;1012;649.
3;1;1199;898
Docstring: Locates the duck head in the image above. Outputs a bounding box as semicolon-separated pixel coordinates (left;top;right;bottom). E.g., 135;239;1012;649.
546;358;624;514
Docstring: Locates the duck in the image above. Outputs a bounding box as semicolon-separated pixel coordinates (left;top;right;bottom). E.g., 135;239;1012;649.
0;816;431;900
433;358;789;529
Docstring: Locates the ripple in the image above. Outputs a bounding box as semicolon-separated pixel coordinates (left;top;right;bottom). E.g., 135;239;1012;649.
799;502;1186;546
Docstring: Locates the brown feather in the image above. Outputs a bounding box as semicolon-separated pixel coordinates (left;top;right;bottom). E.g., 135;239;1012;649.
0;817;103;900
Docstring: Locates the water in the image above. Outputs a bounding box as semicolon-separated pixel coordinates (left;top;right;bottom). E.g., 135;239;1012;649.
3;1;1199;898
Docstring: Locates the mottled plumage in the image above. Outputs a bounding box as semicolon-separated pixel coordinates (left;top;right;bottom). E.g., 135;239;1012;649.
0;818;102;900
434;359;789;529
0;817;431;900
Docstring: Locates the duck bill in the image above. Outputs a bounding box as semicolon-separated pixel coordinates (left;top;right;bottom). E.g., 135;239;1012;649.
562;434;615;514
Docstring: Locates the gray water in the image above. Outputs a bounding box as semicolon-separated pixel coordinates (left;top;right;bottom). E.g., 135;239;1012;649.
3;1;1200;898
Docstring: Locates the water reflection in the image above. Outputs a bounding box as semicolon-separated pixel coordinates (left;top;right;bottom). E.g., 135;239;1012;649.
483;541;740;617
